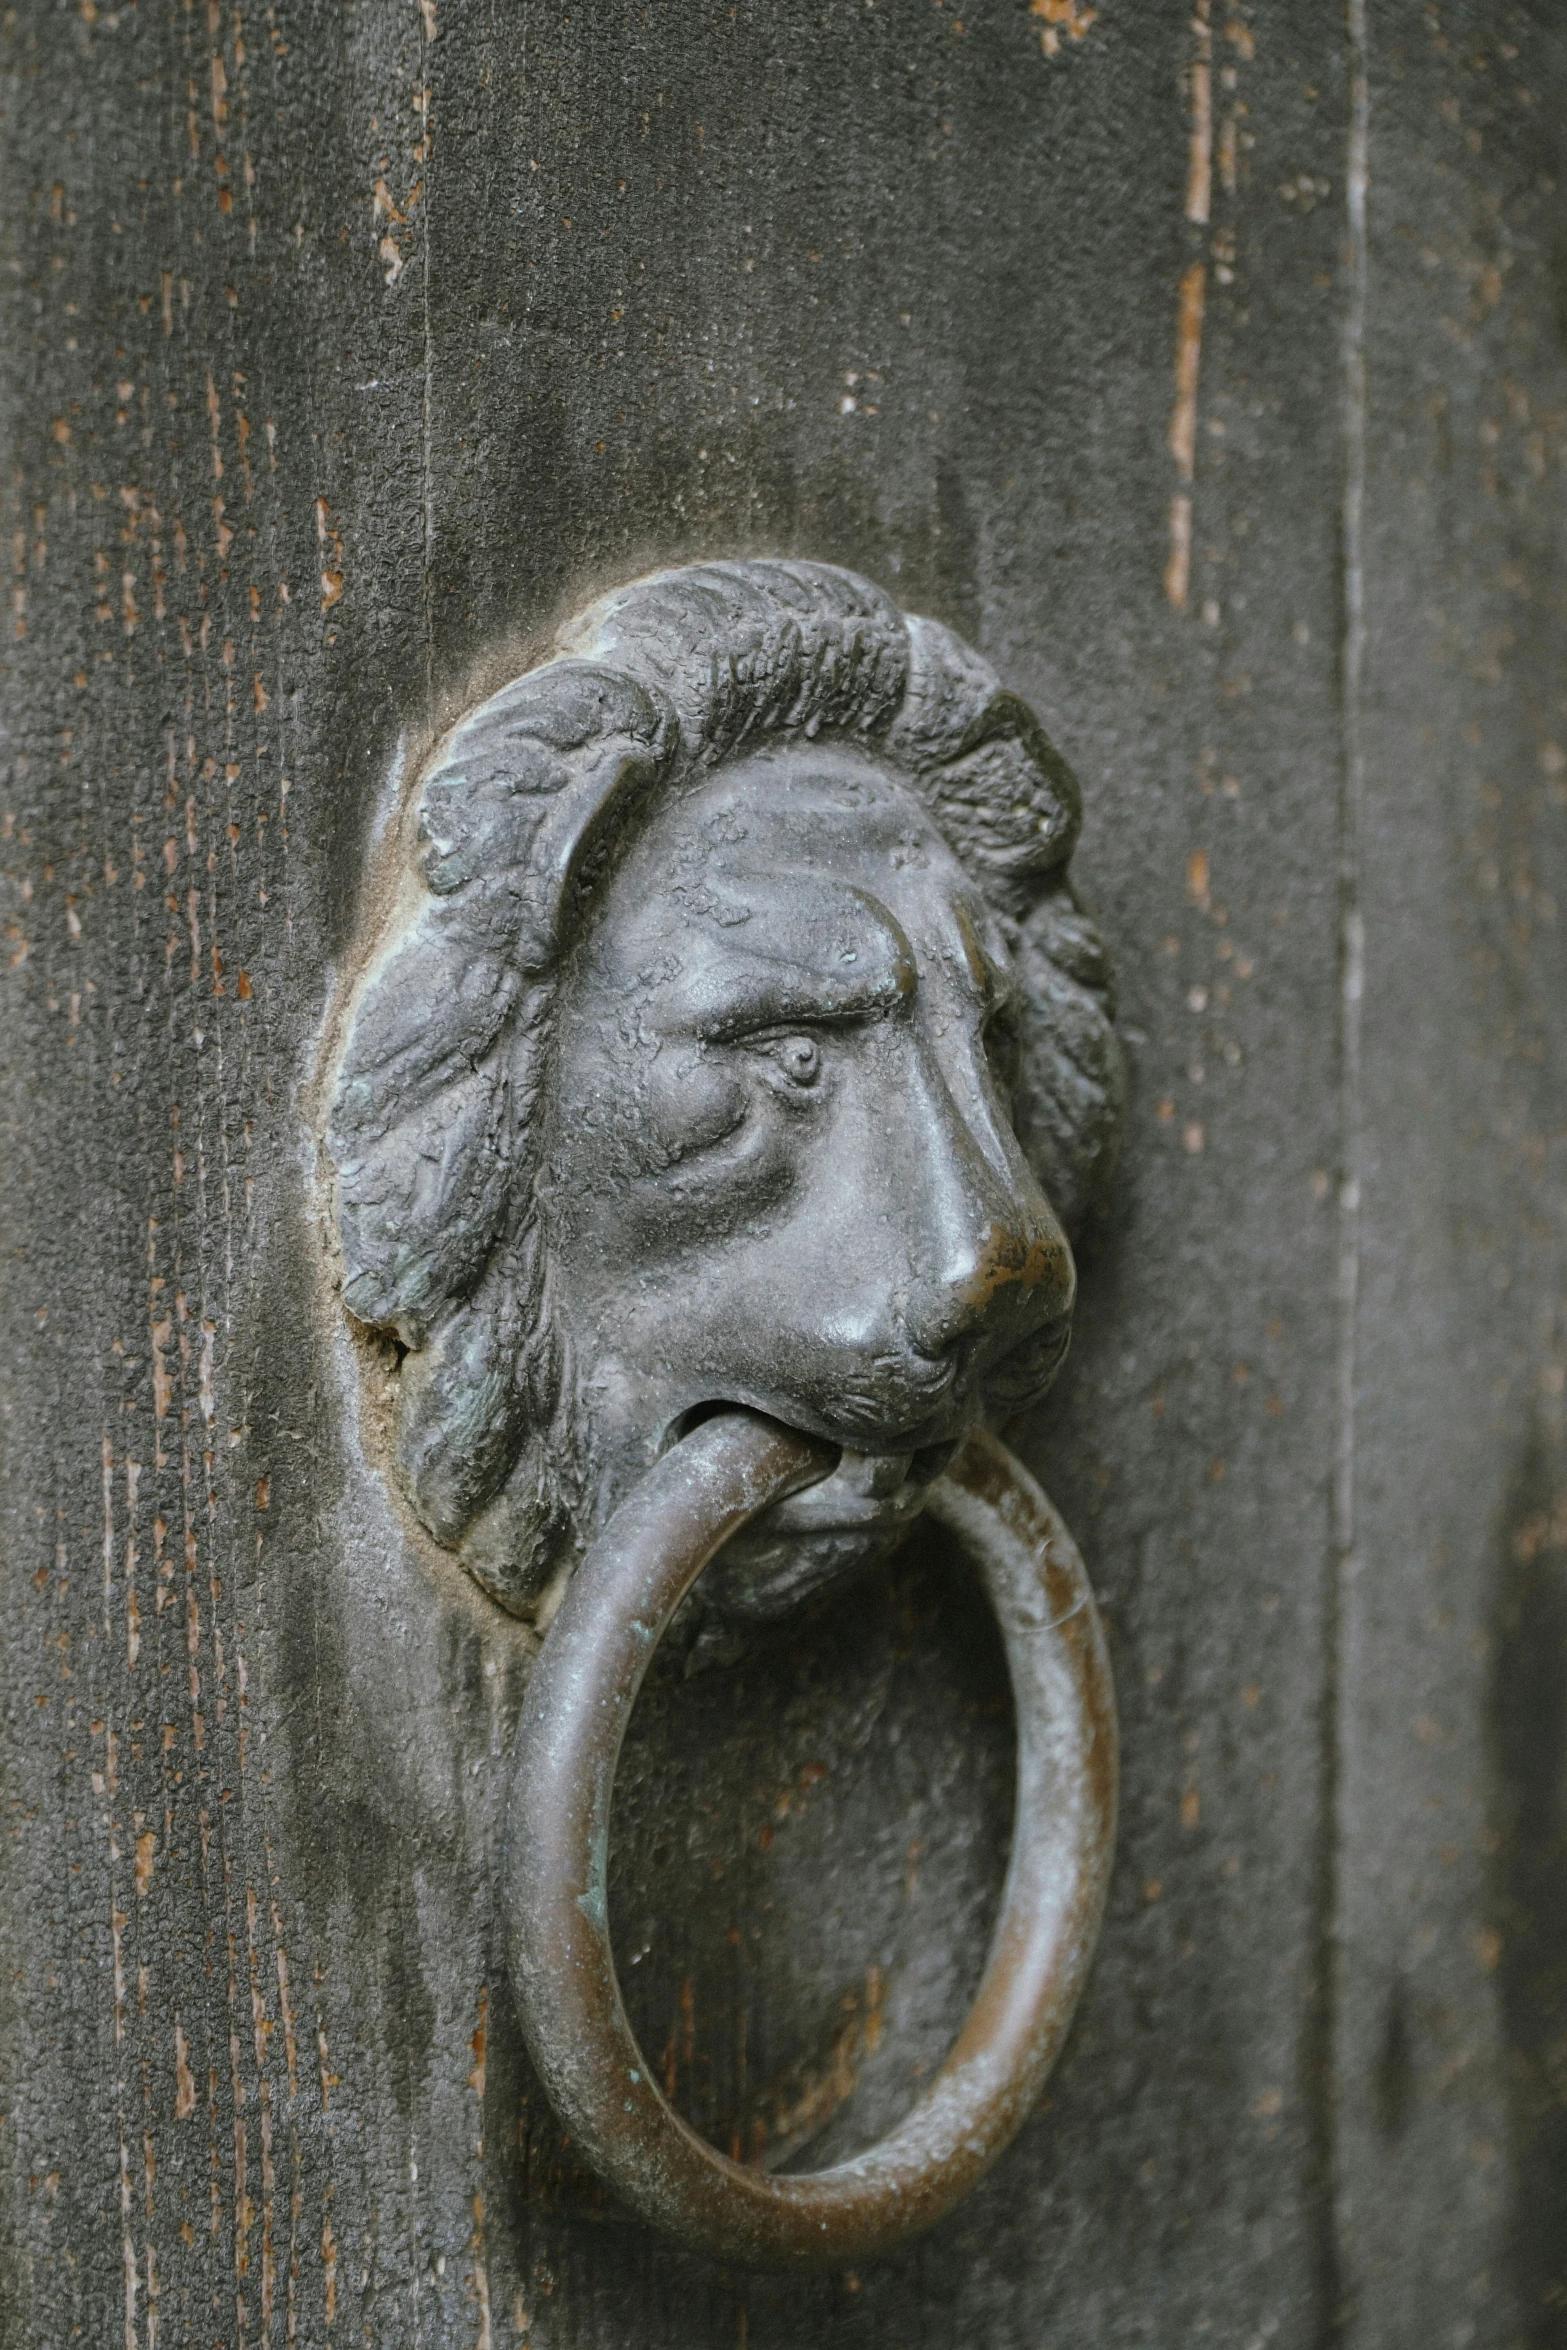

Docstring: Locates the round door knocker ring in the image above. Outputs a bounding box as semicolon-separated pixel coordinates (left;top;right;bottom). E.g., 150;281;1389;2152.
504;1410;1118;2270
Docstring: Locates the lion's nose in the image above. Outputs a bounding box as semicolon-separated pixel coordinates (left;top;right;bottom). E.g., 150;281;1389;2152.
905;1219;1074;1362
898;1073;1074;1370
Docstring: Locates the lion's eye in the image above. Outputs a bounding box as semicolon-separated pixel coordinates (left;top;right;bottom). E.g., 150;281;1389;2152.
741;1030;823;1090
770;1033;822;1089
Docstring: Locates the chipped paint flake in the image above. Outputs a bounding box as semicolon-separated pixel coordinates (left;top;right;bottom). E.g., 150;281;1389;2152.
1029;0;1098;55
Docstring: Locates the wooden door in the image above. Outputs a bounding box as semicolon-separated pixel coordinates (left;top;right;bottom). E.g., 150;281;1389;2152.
3;4;1565;2344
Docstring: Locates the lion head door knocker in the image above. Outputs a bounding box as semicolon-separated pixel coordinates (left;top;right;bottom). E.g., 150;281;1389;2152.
325;561;1124;2267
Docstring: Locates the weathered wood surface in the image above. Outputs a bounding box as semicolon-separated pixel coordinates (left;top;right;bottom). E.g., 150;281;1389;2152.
1;3;1563;2345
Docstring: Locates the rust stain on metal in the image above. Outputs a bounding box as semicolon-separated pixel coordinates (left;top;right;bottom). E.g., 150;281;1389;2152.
953;1225;1073;1315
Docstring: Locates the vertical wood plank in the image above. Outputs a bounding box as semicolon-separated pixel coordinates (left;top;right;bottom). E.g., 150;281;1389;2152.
1337;8;1567;2344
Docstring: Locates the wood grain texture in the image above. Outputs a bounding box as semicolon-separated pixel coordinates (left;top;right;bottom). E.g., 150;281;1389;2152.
1336;7;1567;2342
0;4;1561;2347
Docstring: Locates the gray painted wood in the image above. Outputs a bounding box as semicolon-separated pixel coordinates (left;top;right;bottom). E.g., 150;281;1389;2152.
1336;11;1567;2342
1;3;1561;2345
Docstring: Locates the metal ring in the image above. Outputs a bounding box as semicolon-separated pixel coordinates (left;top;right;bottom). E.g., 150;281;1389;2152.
504;1410;1118;2269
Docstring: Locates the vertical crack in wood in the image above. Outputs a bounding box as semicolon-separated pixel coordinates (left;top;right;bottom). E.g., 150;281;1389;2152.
1315;5;1370;2344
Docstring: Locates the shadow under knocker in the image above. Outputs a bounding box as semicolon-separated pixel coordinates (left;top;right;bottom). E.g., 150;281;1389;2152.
323;559;1125;2267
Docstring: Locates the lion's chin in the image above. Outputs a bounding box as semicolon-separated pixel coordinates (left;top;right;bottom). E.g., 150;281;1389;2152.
696;1515;914;1626
681;1432;959;1624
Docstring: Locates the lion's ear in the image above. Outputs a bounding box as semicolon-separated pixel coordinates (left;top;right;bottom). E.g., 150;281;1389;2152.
889;615;1082;915
1011;885;1125;1241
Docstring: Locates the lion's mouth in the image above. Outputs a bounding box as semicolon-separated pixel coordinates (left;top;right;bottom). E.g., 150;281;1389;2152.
750;1438;963;1536
666;1308;1069;1544
666;1400;962;1536
680;1420;963;1626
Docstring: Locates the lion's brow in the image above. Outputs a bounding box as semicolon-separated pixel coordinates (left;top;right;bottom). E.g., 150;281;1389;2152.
652;889;917;1040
